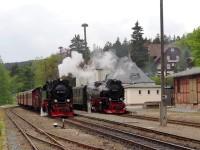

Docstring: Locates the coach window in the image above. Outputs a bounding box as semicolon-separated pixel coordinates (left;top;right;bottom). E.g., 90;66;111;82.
148;90;150;94
139;90;141;94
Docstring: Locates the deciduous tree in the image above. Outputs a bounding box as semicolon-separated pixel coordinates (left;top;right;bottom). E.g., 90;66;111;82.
0;62;12;105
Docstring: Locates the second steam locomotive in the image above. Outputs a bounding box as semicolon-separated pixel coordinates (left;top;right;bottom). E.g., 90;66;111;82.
17;79;74;117
73;79;126;114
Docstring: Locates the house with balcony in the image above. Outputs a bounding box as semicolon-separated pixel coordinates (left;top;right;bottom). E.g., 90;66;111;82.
147;44;181;75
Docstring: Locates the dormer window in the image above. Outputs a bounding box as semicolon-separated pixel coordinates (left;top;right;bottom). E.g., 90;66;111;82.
171;48;175;52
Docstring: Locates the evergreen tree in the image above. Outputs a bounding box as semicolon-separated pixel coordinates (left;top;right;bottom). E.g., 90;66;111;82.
113;37;123;57
121;38;129;57
130;21;149;69
69;34;90;63
152;34;176;44
69;34;85;53
103;41;113;52
152;34;161;44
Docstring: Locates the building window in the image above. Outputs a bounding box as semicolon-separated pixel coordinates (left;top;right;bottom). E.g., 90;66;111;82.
172;63;174;67
176;56;179;61
171;48;175;52
148;90;150;94
157;90;159;94
167;64;171;69
139;90;141;94
167;56;170;60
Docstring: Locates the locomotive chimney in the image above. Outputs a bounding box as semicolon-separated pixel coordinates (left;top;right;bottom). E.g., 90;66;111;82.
96;68;103;81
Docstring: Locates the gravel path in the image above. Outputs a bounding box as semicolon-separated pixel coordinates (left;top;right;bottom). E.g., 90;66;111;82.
5;110;32;150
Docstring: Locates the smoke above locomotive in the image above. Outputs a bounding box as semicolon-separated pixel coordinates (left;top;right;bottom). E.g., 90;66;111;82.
58;50;153;85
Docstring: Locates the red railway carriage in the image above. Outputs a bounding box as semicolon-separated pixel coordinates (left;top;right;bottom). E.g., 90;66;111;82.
17;88;41;109
17;79;74;117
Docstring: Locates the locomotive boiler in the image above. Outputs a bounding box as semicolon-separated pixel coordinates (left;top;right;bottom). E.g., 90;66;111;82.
73;79;126;114
17;79;74;117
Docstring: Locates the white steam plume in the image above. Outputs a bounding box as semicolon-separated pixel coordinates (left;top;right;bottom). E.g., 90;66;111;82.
58;50;154;85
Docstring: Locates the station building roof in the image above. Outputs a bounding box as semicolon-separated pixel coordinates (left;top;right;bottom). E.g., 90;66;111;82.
168;67;200;78
124;83;161;89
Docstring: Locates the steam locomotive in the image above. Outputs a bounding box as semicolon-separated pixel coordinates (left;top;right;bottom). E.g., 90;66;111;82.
17;79;74;117
73;79;126;114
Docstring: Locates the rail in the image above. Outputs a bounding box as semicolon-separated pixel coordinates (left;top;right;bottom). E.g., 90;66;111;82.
66;118;193;150
7;108;103;150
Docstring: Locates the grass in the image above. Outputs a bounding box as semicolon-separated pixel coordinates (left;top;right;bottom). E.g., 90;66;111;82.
0;109;6;150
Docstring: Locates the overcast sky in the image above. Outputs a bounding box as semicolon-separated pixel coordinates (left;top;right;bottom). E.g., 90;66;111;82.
0;0;200;63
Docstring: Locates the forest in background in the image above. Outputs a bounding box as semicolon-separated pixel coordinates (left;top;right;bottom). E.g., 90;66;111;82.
1;21;199;105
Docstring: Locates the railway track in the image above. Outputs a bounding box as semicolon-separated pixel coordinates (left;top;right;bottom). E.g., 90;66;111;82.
75;114;200;149
6;109;103;150
122;113;200;128
66;117;194;150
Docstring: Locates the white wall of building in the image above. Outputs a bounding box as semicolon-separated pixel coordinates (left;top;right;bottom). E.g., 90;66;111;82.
124;86;161;105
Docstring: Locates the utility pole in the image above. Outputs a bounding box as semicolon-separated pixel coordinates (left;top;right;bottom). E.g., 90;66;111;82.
82;23;88;50
160;0;167;126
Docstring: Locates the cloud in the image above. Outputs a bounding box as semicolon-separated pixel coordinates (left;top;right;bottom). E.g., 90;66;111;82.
0;0;200;62
0;5;78;62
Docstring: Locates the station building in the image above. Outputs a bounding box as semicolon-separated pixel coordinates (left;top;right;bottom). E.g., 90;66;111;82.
170;67;200;110
124;83;161;106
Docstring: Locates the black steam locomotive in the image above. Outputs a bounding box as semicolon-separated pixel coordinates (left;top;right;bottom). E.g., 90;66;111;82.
73;79;126;114
17;79;74;117
43;79;73;117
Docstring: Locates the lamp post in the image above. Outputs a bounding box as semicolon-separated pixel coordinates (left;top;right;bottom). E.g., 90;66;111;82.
81;23;88;50
160;0;167;126
82;23;91;113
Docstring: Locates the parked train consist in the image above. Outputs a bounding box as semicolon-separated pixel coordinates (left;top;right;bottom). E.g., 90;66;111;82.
73;79;126;114
17;79;74;117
